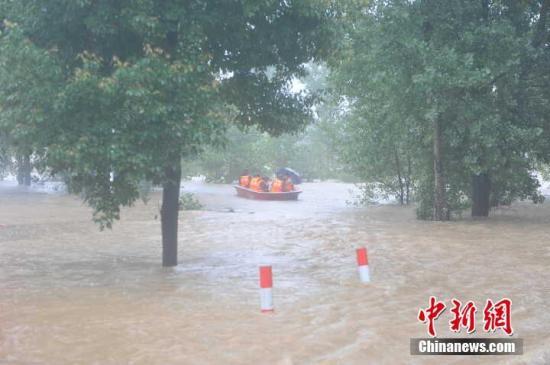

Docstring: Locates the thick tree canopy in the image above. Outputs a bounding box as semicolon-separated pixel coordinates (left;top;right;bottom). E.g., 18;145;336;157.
0;0;333;227
328;0;550;218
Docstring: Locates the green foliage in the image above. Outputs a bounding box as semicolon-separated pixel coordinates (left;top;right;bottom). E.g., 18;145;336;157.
328;0;550;217
0;24;60;182
179;192;203;211
183;63;351;183
0;1;334;227
349;182;393;206
0;131;12;179
183;123;349;183
539;164;550;181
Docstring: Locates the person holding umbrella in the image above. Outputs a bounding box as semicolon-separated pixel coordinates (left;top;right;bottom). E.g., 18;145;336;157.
276;167;302;185
282;174;295;192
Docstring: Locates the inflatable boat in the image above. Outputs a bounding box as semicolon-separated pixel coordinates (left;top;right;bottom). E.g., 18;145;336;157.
233;185;301;201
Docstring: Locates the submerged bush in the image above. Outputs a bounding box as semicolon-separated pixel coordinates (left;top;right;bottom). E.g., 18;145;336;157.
179;193;203;211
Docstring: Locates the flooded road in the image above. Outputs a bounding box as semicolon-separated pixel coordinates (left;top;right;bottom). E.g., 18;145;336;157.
1;181;549;364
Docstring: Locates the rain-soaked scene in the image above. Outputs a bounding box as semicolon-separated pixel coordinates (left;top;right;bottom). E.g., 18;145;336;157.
1;1;549;365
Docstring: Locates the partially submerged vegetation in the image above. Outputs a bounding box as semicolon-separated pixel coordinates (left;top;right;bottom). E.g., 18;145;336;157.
178;193;203;211
0;1;549;266
0;0;332;266
327;1;550;220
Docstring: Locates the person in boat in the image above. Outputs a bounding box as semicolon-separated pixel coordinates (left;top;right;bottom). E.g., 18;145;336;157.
239;169;251;187
270;174;284;192
250;174;268;192
249;174;261;191
260;176;270;192
282;175;294;192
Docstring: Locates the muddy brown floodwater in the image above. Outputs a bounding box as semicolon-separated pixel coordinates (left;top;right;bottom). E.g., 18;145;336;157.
1;181;549;364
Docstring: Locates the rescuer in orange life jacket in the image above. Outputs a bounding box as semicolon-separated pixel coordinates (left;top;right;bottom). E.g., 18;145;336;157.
270;175;284;192
250;174;268;192
248;175;260;191
239;170;251;188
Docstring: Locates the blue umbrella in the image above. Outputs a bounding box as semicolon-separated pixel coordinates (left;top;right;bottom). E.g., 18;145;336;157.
276;167;302;184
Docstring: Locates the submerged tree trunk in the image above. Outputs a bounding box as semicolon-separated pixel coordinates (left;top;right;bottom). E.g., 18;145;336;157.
405;155;412;205
16;154;31;186
161;162;182;267
394;148;404;205
422;15;448;220
471;173;491;217
533;0;549;49
433;118;448;220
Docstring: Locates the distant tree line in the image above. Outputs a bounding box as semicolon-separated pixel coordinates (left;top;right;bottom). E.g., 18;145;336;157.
182;123;349;183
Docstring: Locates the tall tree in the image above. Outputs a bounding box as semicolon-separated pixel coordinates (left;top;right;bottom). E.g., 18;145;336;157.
0;1;332;265
329;0;549;219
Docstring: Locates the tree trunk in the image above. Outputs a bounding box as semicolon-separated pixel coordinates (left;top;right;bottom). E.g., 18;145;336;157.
161;162;181;267
16;154;31;186
433;118;448;220
405;155;412;205
533;0;549;48
481;0;489;22
394;148;404;205
471;173;490;217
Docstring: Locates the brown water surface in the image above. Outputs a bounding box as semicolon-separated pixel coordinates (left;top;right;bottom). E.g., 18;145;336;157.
1;181;549;364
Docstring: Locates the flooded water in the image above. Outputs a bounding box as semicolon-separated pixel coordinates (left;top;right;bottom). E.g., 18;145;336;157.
1;181;549;364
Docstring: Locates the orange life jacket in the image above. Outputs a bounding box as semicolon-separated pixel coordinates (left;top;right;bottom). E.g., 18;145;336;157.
249;177;258;190
270;178;283;192
249;177;263;191
239;175;251;187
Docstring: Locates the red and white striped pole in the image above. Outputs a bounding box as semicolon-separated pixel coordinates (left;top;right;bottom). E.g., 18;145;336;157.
259;265;274;313
356;247;370;283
